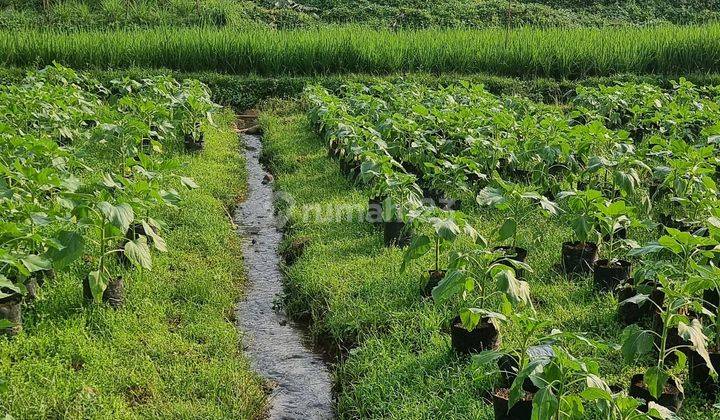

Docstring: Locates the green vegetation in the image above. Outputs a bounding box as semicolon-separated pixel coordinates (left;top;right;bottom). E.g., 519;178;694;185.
0;66;266;418
257;77;720;417
0;0;718;30
1;24;720;77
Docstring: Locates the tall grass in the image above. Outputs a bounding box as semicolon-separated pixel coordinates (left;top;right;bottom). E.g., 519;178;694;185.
1;25;719;77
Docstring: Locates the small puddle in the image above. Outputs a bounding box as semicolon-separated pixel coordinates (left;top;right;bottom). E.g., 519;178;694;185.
235;133;334;420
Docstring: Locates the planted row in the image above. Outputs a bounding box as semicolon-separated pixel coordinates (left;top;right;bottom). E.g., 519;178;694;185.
0;64;217;334
304;80;720;417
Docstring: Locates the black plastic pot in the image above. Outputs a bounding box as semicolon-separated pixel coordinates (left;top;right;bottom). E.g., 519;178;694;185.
593;259;631;291
383;221;412;248
561;241;598;275
498;350;546;394
492;389;533;420
689;349;720;397
25;278;39;301
703;288;719;313
492;246;528;278
602;227;628;242
450;316;500;355
183;132;205;152
366;196;384;225
125;222;148;241
0;293;22;336
83;276;125;309
422;270;445;298
617;280;664;326
628;373;683;413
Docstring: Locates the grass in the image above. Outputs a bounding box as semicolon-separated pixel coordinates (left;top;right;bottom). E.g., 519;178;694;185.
0;109;267;419
2;25;720;78
259;104;720;419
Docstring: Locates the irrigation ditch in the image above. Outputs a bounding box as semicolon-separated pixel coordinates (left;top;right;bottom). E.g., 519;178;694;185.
234;115;334;420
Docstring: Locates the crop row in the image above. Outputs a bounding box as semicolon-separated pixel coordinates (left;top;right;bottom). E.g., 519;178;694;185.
0;64;216;335
305;80;720;418
1;25;720;77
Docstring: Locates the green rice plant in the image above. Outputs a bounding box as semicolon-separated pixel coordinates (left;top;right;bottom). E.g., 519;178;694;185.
1;24;720;77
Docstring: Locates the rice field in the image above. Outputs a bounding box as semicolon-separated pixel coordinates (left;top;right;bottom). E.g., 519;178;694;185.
0;24;719;77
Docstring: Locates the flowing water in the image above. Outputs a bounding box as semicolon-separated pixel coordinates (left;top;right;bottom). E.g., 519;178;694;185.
235;133;334;420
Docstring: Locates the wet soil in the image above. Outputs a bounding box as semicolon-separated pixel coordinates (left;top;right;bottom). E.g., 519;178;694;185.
235;133;334;420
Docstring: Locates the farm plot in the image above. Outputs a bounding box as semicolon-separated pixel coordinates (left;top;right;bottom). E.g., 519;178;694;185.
264;79;720;418
0;65;265;417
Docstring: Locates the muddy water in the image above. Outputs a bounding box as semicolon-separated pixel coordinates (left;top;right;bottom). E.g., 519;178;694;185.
235;134;334;420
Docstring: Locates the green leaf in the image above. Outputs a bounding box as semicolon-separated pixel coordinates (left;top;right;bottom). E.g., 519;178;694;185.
644;367;669;400
620;324;654;362
123;237;152;270
98;202;134;233
476;187;505;207
678;319;716;377
571;215;592;242
460;308;482;331
400;235;431;273
494;267;530;305
45;231;85;269
180;176;199;189
498;218;517;241
431;217;460;242
431;269;467;303
141;221;167;253
580;386;612;401
412;104;429;116
87;270;107;303
20;255;52;273
657;235;682;255
471;350;503;368
647;402;681;419
0;275;20;300
531;387;559;420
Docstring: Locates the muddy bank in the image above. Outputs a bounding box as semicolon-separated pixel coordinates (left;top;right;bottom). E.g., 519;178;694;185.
235;133;333;420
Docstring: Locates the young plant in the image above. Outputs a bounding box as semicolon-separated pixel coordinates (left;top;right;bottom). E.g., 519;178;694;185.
558;189;607;245
620;271;716;405
71;190;155;302
400;209;482;275
477;175;560;249
432;246;532;331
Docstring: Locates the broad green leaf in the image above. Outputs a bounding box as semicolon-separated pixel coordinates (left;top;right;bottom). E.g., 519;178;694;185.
494;267;530;305
431;269;466;303
678;320;716;377
123;237;152;270
531;387;559;420
45;231;85;269
20;255;52;273
657;235;682;254
400;235;431;272
180;176;199;189
620;324;654;362
498;218;517;241
98;202;134;233
644;367;669;400
476;187;505;207
580;386;612;401
647;402;680;419
431;217;460;242
141;221;167;252
87;270;107;303
471;350;503;368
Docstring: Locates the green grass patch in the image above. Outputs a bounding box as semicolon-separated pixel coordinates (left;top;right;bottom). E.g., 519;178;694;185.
259;106;719;419
0;110;267;419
